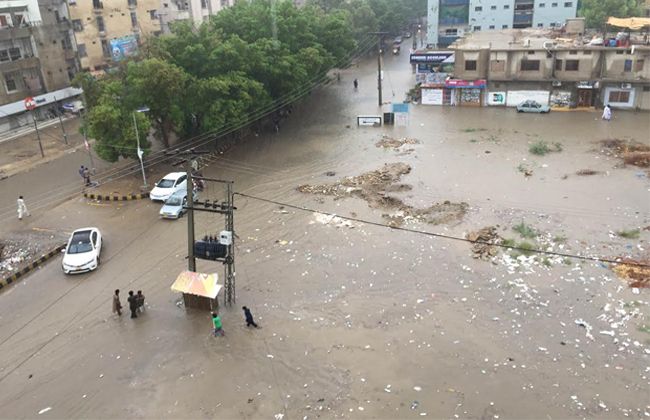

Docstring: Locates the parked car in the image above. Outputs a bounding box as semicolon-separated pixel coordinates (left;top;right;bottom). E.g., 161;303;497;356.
149;172;187;202
516;100;550;113
62;100;85;114
159;189;198;219
62;227;102;274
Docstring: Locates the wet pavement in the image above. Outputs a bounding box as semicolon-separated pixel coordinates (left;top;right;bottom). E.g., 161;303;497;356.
0;48;649;419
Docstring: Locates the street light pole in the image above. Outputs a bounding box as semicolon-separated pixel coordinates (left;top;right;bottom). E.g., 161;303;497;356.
132;107;149;188
53;95;68;145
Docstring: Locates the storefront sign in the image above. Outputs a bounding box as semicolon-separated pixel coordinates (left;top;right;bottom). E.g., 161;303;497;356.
110;35;138;62
357;115;382;126
421;88;443;105
425;72;448;85
576;81;596;89
445;79;487;88
410;51;453;64
487;92;506;105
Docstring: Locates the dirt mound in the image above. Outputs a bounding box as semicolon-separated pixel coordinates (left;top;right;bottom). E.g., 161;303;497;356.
298;163;468;227
467;226;501;260
600;139;650;168
612;258;650;288
375;136;420;150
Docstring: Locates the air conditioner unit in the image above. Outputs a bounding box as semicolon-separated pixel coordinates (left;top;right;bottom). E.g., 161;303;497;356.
552;80;562;87
620;83;632;89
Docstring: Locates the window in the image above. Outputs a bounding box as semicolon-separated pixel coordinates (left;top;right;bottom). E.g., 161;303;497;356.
583;50;591;55
4;73;17;92
490;60;505;71
473;25;481;30
78;43;87;57
221;0;227;6
565;59;579;71
475;6;482;11
635;59;645;72
72;18;83;31
551;2;557;6
92;0;103;9
537;23;543;27
502;24;508;28
101;39;110;57
528;50;535;55
201;0;208;8
555;59;562;70
0;50;8;62
608;90;630;103
445;28;458;35
569;50;577;55
489;25;495;29
128;0;137;5
130;11;137;26
539;2;545;6
616;50;624;55
465;60;477;70
504;4;510;8
624;59;632;72
148;9;156;19
490;5;496;9
9;47;21;61
564;1;572;6
96;16;105;31
521;60;540;71
643;86;650;92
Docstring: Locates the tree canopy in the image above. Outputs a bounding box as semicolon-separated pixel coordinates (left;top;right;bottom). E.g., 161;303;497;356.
578;0;643;29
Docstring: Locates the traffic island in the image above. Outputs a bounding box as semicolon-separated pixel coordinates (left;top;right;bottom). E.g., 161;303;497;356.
0;243;66;293
83;191;149;201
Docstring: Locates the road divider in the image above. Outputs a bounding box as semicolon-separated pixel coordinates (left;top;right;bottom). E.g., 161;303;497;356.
0;244;66;293
83;192;149;201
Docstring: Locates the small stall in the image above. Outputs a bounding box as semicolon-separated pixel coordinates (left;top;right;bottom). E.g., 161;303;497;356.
171;270;222;311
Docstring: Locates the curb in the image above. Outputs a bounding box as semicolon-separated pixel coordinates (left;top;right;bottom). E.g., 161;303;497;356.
0;244;66;292
83;192;149;201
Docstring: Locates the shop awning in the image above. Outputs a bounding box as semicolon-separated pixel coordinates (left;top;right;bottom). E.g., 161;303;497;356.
606;17;650;30
171;271;222;299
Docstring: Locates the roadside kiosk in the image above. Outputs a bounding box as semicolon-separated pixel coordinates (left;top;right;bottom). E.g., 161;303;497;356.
171;270;222;311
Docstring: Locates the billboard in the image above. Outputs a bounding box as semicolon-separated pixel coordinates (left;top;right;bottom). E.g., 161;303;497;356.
110;35;138;62
421;88;443;105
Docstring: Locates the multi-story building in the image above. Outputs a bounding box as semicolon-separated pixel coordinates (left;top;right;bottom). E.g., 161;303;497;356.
427;0;577;47
444;29;650;109
0;0;81;132
68;0;161;71
158;0;233;34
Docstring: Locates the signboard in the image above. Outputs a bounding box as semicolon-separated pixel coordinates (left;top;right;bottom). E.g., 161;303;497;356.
487;91;506;106
357;115;382;126
410;51;453;64
110;35;138;62
421;88;443;105
505;90;550;107
424;72;448;85
395;112;408;126
445;79;487;88
392;103;409;113
24;97;36;111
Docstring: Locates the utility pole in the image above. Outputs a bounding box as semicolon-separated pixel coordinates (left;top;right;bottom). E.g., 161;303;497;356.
53;95;68;145
369;31;388;107
32;110;44;158
186;161;196;271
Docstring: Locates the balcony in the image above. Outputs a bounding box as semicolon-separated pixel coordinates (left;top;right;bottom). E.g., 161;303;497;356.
0;25;32;41
0;56;40;72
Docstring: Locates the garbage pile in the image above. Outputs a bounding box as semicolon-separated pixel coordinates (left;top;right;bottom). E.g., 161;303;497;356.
600;139;650;168
0;240;34;274
612;258;650;288
375;135;420;150
467;226;501;260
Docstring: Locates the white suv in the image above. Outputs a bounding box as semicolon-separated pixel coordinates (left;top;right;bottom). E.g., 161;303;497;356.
149;172;187;202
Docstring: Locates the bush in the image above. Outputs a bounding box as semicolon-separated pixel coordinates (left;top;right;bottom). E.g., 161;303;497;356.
513;221;537;239
617;229;640;239
529;141;562;156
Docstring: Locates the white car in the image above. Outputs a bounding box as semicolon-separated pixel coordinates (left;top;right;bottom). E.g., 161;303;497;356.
159;189;198;219
62;227;102;274
149;172;187;202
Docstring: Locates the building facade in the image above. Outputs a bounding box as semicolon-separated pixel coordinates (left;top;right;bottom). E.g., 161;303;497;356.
158;0;233;34
68;0;161;71
427;0;577;47
447;30;650;110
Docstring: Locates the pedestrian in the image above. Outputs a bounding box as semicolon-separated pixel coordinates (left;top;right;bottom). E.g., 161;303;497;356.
83;166;91;186
602;104;612;121
17;196;30;220
136;290;145;313
336;72;341;82
127;290;138;319
78;165;86;184
242;306;258;328
353;78;358;90
212;312;224;336
112;289;122;316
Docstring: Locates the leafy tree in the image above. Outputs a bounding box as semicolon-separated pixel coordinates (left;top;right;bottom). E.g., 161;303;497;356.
578;0;643;29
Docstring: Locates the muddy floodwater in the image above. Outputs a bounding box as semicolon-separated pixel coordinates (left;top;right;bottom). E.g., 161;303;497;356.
0;52;649;419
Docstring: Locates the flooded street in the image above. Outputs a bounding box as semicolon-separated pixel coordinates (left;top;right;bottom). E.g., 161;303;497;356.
0;49;649;419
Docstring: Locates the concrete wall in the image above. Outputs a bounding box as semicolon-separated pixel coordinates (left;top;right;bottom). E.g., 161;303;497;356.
454;49;489;79
602;49;650;81
468;0;514;31
553;49;600;81
0;0;42;25
531;0;576;28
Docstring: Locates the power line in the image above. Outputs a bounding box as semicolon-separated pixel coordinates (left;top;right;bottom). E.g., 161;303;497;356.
233;192;650;268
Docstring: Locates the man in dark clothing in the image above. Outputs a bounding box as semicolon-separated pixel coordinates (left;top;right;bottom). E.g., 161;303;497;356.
78;165;85;183
242;306;258;328
353;79;358;90
136;290;145;313
127;290;138;318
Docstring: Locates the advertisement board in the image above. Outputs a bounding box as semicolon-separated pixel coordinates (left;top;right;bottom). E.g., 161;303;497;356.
505;90;550;107
357;115;382;126
487;91;506;106
445;79;487;88
410;51;453;64
421;88;443;105
110;35;138;62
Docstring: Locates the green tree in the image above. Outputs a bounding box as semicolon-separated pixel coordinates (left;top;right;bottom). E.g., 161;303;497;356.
579;0;643;29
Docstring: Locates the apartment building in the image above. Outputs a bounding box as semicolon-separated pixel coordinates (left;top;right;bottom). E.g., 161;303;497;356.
158;0;233;34
427;0;577;47
447;30;650;109
68;0;161;71
0;0;80;132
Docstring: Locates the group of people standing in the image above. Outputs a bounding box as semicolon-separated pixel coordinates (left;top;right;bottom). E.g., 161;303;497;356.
78;165;92;187
112;289;145;318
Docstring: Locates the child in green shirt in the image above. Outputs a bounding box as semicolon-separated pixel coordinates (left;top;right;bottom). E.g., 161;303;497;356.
212;312;224;336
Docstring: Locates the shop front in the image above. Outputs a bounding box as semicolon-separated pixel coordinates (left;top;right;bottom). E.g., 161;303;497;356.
602;84;636;109
445;79;486;107
420;72;453;106
576;81;598;107
410;51;454;84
